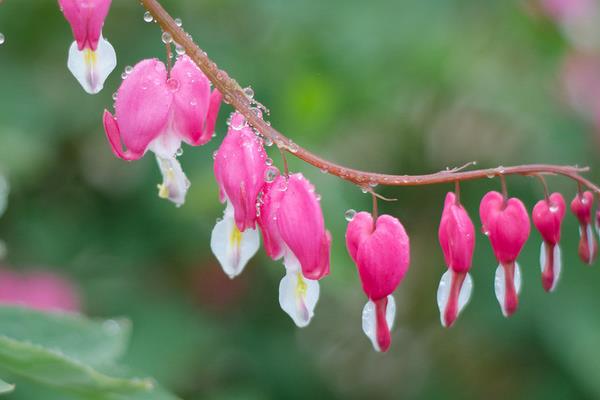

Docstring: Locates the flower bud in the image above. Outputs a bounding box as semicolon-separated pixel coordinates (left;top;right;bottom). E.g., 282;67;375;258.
346;212;410;352
437;192;475;327
480;191;530;317
571;191;597;265
533;193;566;291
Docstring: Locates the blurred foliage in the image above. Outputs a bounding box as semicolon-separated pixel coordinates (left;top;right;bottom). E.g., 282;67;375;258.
0;0;600;399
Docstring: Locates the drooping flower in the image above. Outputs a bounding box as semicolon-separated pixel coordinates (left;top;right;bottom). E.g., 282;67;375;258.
345;212;410;352
58;0;117;94
210;112;267;278
437;192;475;328
480;191;530;317
103;56;222;206
571;191;597;265
532;193;566;292
257;173;331;327
0;268;80;313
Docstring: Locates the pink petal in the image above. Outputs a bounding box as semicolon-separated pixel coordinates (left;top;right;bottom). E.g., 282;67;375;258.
112;59;172;157
345;211;374;263
58;0;111;51
353;214;410;300
170;56;212;145
533;193;566;245
103;110;142;160
438;192;475;273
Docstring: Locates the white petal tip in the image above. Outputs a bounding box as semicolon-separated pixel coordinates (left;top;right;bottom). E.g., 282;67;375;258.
436;270;472;328
494;262;521;317
362;295;395;352
67;36;116;94
279;269;319;328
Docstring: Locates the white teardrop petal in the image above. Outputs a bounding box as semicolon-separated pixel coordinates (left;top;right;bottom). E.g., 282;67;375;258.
278;269;319;328
436;270;451;327
587;223;595;262
552;244;562;292
494;263;521;317
437;271;472;327
155;154;189;206
361;295;395;352
210;203;260;279
458;273;473;314
67;35;116;94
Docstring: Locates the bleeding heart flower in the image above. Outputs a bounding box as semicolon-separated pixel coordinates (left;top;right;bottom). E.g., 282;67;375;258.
437;192;475;328
103;56;222;206
210;112;267;279
571;191;597;265
480;191;530;317
257;173;330;327
345;212;410;352
533;193;566;292
58;0;116;94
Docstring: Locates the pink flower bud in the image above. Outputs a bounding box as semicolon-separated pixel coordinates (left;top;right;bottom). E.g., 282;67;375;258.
570;191;597;265
58;0;116;94
345;212;410;352
437;192;475;328
103;57;222;206
480;191;530;317
210;113;267;279
533;193;566;292
257;173;330;327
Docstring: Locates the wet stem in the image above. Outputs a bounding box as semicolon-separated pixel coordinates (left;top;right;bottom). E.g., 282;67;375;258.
140;0;600;196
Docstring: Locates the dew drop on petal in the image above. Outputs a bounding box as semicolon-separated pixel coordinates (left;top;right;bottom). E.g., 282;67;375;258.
264;137;273;147
265;158;273;166
143;11;154;23
264;167;279;183
112;92;118;101
344;209;356;222
176;147;183;157
174;18;183;27
124;65;133;74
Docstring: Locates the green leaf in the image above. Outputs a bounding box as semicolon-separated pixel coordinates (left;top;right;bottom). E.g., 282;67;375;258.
0;306;157;399
0;377;15;395
0;307;130;366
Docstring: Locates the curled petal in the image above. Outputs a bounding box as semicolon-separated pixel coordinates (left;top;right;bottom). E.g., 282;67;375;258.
279;253;319;327
210;203;260;278
67;35;116;94
362;295;395;352
494;262;522;317
203;90;223;143
102;110;143;160
540;242;562;292
578;223;597;265
437;270;472;328
155;155;189;206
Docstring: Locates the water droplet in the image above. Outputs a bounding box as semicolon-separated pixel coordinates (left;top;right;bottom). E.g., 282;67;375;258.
190;98;197;107
361;187;369;194
265;158;273;166
176;147;184;157
497;165;505;174
265;167;279;183
549;204;559;213
161;31;173;44
244;86;255;99
289;142;299;153
0;33;5;46
315;194;322;201
112;92;118;101
212;150;218;160
264;137;273;147
345;209;357;222
166;78;180;92
320;168;328;174
121;72;128;79
143;11;154;23
369;181;378;188
175;44;185;56
174;18;183;27
124;65;133;75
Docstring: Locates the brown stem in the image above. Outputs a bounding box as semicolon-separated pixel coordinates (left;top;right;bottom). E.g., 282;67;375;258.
372;193;378;220
165;42;172;74
139;0;600;194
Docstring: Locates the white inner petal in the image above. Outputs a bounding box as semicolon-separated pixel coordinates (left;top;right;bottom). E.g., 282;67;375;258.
587;223;596;263
210;202;260;279
155;154;190;206
361;295;395;352
540;242;562;292
278;265;319;328
67;35;116;94
436;270;472;327
494;263;521;317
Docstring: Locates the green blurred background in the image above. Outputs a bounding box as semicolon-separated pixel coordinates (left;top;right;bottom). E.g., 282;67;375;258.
1;0;600;399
